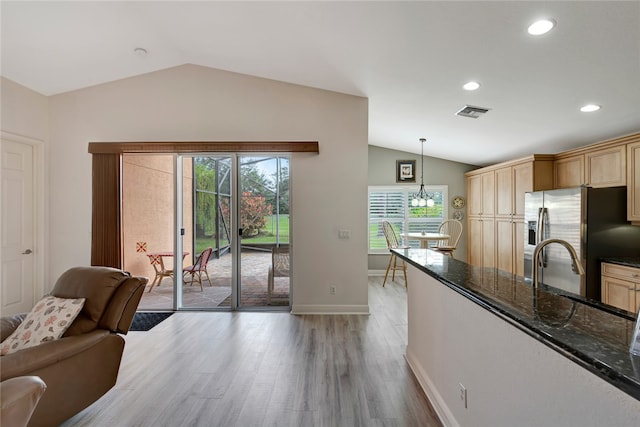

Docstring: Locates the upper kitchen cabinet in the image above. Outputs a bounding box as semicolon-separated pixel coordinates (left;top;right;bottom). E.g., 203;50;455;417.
552;132;638;222
496;157;554;218
628;140;640;223
468;171;495;217
587;145;626;187
554;155;585;188
554;138;629;189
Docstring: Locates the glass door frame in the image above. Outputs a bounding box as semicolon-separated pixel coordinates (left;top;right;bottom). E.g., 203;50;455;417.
173;153;291;311
237;154;291;311
173;153;239;310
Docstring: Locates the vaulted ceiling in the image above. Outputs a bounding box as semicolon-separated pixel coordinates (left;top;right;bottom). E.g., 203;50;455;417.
2;1;639;166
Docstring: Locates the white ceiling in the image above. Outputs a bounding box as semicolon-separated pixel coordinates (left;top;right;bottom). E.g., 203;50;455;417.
2;1;640;166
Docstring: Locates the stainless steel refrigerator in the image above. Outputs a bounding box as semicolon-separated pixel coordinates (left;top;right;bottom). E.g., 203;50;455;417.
523;186;640;301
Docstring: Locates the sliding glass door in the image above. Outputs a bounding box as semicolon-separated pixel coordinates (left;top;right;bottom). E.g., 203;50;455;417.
180;156;234;309
238;156;290;308
123;153;290;310
178;154;290;310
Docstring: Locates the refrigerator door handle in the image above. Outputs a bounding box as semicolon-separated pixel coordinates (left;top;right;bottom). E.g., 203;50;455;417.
537;207;549;268
535;207;543;270
542;207;550;267
536;208;544;244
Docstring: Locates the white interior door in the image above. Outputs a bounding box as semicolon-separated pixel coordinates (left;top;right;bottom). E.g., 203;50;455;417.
1;140;35;315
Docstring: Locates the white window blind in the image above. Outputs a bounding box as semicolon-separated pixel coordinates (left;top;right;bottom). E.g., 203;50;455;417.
368;185;448;253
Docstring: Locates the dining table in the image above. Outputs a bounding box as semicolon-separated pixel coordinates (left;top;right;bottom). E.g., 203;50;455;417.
146;251;189;292
402;232;450;249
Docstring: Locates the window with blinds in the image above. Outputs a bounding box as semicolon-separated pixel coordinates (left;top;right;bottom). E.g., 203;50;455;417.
368;185;448;253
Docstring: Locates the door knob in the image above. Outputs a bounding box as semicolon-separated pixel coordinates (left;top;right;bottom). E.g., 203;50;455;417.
22;249;33;255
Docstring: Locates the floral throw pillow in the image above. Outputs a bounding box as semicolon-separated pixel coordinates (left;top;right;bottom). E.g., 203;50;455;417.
0;296;85;355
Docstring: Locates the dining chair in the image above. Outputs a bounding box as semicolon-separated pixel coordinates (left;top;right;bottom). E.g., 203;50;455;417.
381;221;409;287
434;219;463;258
183;247;213;291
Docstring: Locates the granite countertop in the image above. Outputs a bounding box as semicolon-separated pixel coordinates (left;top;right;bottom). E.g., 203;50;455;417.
601;258;640;269
393;248;640;401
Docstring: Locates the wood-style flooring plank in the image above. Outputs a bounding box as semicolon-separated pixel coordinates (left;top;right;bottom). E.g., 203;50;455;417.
60;278;441;427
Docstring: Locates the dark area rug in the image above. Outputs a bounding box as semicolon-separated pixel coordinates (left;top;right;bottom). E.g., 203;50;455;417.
130;312;173;331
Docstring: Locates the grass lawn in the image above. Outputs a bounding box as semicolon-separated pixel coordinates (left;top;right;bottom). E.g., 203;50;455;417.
194;214;289;254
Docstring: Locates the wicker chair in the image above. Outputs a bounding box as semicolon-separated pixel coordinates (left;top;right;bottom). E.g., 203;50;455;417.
183;247;213;291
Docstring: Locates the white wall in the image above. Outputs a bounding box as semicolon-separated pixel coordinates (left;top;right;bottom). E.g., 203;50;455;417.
0;77;49;141
5;65;369;313
368;145;476;270
405;264;640;427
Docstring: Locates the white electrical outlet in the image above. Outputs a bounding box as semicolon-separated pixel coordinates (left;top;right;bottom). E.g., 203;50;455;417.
459;383;468;409
330;285;337;295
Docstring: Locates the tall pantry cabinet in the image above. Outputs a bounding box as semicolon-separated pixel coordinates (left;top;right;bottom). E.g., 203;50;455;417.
466;156;554;275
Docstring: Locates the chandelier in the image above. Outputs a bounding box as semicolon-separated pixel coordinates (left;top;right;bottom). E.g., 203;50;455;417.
411;138;435;207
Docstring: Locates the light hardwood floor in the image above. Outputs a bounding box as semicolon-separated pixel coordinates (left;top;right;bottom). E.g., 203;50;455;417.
61;277;441;427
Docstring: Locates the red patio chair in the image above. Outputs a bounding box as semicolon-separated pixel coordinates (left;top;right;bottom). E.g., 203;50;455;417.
183;247;213;291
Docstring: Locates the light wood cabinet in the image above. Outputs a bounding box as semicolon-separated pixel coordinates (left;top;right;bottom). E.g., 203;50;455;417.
513;221;525;277
554;155;585;188
467;156;552;272
469;171;495;217
495;218;527;276
467;174;483;217
468;217;495;268
554;143;626;189
495;167;513;218
495;218;515;273
601;262;640;313
628;141;640;223
467;170;495;267
496;162;541;218
466;133;639;274
513;163;535;216
482;219;495;268
586;145;626;187
468;217;483;266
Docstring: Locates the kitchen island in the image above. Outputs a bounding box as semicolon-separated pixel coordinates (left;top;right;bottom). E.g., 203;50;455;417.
394;248;640;427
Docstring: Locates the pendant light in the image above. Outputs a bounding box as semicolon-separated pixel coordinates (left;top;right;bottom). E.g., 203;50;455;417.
411;138;435;208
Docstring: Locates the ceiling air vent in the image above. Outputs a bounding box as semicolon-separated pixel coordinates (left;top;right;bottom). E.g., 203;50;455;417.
455;105;490;119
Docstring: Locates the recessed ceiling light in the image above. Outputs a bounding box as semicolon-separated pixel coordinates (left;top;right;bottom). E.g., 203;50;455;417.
463;81;481;91
133;47;148;56
528;19;556;35
580;104;601;113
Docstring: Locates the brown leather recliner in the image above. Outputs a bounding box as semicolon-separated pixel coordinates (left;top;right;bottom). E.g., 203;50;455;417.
0;267;147;427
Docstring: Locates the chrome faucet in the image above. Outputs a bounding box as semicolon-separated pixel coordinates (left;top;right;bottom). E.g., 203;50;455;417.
532;238;585;288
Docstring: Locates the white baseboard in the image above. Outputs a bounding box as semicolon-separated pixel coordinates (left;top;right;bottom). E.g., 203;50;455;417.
367;269;386;276
405;346;459;427
291;304;370;315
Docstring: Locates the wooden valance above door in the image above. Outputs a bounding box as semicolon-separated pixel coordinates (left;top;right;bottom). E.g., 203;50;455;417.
88;141;319;154
89;141;318;268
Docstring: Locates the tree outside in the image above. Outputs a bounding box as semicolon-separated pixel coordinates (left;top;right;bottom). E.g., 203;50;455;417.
193;156;290;255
